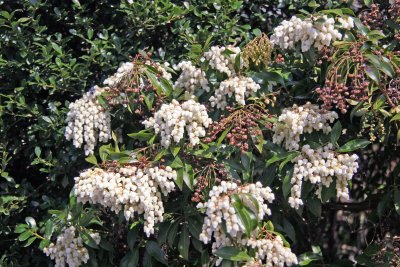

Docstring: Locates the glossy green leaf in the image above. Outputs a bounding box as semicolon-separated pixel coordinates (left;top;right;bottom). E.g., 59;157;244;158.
146;241;168;265
178;226;190;260
337;139;370;152
330;121;342;144
214;246;251;261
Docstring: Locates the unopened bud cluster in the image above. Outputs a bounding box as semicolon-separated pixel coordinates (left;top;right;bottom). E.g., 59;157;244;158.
74;165;177;236
210;76;260;109
65;86;111;155
43;226;100;267
242;33;273;68
289;144;359;209
174;61;209;93
202;45;241;77
271;15;351;52
272;103;338;151
143;99;212;148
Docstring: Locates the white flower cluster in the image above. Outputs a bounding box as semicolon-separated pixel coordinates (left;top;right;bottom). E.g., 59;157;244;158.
174;61;210;93
196;182;297;266
143;99;212;148
65;86;111;155
210;76;260;109
338;16;354;30
197;181;274;246
74;165;177;236
271;15;346;52
43;226;100;267
154;61;172;81
247;235;298;267
104;61;134;87
272;102;338;151
289;144;359;209
202;45;241;77
104;61;171;87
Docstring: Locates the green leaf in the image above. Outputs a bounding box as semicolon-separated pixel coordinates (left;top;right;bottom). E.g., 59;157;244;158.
265;221;274;231
51;43;62;55
39;239;51;250
183;164;194;190
364;64;380;84
99;144;112;162
72;0;81;7
390;113;400;122
144;69;171;97
267;151;299;167
363;0;373;7
23;236;36;247
279;153;298;171
167;222;179;247
283;219;295;242
127;227;139;251
178;226;190;260
15;224;28;234
18;231;32;242
175;168;184;190
154;149;167;162
188;216;202;239
214;247;251;261
372;95;386;110
143;92;155;111
170;145;181;157
307;198;321;217
241;152;252;170
217;126;232;147
234;53;241;73
44;220;54;238
120;250;139;267
282;168;293;199
320;182;337;203
127;130;154;141
85;154;97;165
232;195;257;237
337;139;370;152
81;231;99;249
330;121;342;144
34;146;41;157
146;241;168;265
353;17;369;35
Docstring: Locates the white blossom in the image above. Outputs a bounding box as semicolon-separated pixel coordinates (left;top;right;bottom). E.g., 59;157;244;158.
289;144;359;209
197;181;296;266
174;60;209;93
202;45;241;77
43;226;100;267
272;102;338;151
65;86;111;155
270;15;346;52
74;165;177;237
104;61;134;87
210;76;260;109
104;61;171;87
337;16;354;30
246;235;298;267
143;99;212;148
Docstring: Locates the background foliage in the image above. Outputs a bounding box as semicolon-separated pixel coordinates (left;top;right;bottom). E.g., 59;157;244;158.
0;0;399;266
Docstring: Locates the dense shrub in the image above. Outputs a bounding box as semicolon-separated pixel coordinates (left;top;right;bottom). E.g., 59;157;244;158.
1;0;400;266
